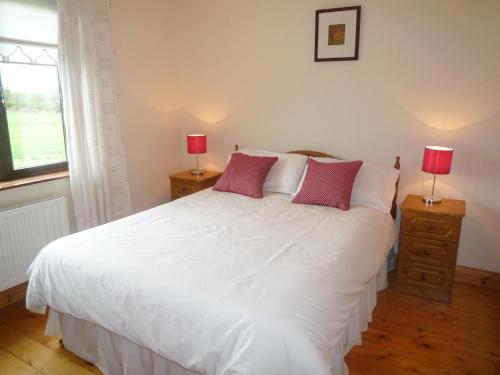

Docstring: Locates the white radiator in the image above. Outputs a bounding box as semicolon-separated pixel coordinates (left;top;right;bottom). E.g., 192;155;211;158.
0;197;69;291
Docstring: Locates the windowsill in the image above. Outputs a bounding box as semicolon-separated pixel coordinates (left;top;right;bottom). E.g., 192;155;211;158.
0;170;70;191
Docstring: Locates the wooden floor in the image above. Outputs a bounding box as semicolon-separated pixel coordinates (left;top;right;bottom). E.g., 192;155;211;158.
0;278;499;374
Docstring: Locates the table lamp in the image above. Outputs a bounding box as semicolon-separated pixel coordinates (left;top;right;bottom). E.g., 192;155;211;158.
421;146;453;204
187;134;207;176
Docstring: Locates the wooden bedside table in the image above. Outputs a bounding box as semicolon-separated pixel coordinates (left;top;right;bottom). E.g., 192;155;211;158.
396;194;466;303
169;170;222;201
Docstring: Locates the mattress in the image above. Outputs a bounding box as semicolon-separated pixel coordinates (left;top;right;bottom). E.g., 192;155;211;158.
27;189;396;374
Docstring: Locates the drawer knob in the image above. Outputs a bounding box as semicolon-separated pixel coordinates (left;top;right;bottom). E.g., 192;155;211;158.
426;223;433;231
420;273;428;281
424;249;431;256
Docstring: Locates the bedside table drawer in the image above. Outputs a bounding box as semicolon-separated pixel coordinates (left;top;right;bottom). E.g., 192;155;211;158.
399;235;457;268
171;182;199;198
401;211;461;243
199;178;220;189
169;170;222;201
397;259;453;302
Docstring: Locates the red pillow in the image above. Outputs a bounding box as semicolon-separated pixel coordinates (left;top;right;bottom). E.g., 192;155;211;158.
292;159;363;210
213;153;278;198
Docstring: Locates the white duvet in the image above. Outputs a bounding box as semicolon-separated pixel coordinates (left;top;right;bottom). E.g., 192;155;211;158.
27;189;396;375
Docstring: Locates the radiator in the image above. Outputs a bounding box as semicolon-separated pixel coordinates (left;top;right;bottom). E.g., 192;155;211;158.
0;197;69;292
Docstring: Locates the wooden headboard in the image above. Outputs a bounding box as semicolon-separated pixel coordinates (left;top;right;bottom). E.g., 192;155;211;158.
234;145;401;219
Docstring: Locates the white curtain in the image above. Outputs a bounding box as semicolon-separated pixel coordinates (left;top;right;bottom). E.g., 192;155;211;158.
58;0;132;231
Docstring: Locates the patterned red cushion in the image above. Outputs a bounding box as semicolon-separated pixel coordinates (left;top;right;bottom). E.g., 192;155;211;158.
292;159;363;210
214;153;278;198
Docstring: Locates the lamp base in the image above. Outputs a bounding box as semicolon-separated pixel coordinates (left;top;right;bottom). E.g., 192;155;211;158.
191;169;205;176
422;196;442;205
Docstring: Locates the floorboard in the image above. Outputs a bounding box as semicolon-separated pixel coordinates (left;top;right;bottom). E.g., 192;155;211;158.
345;280;500;375
0;277;498;374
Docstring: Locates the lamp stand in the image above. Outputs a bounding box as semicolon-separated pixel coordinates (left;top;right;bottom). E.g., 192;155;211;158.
191;154;205;176
422;174;442;205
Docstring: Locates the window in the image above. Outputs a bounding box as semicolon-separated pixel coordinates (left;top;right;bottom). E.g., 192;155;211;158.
0;0;67;181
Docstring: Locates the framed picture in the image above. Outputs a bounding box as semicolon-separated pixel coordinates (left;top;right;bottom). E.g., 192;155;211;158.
314;6;361;62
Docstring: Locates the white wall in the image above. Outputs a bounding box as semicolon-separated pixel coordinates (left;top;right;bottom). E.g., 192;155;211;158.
109;0;184;212
178;0;500;272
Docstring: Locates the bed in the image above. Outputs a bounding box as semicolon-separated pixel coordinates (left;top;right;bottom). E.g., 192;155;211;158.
26;150;400;375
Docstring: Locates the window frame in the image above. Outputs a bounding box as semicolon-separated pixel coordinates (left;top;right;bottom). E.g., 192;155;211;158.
0;43;68;182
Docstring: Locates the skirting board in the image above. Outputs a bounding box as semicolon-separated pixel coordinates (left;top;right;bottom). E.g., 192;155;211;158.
455;266;500;290
0;267;499;311
0;282;28;310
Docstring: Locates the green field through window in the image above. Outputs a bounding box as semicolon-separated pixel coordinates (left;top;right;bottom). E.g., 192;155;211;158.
1;63;67;170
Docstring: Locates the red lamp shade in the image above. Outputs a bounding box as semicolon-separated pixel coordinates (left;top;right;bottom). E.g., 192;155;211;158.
187;134;207;154
422;146;453;175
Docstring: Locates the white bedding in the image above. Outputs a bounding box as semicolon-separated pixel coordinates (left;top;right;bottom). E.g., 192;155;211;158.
27;189;396;374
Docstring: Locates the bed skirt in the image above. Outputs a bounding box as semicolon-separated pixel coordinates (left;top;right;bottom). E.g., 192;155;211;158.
45;262;388;375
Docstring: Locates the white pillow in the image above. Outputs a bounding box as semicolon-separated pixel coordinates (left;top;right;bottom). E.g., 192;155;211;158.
230;148;308;194
295;157;400;214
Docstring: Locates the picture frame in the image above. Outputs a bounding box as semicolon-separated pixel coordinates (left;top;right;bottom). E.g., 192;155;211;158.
314;6;361;62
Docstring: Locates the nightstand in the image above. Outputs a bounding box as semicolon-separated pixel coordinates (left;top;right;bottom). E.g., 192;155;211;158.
396;194;465;303
169;170;222;201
